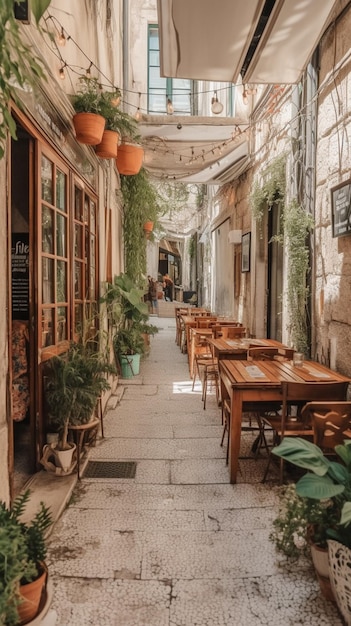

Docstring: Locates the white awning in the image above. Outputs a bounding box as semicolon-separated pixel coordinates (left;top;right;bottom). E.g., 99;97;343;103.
157;0;337;84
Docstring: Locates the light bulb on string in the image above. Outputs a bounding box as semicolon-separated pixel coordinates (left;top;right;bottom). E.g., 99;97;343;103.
57;27;66;47
166;97;174;115
86;62;93;78
134;92;141;120
211;91;223;114
110;89;121;106
242;87;249;105
59;63;66;80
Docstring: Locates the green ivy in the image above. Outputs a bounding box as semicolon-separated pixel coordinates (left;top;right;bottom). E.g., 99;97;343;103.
273;199;314;353
0;1;51;159
250;155;287;221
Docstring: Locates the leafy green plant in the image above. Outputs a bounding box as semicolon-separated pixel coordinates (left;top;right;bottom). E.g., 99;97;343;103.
121;170;167;284
249;155;287;222
71;77;104;115
0;490;52;626
45;342;115;450
270;483;339;559
273;437;351;549
0;0;51;159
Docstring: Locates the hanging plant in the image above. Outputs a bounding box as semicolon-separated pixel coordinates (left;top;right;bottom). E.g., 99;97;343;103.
272;199;314;354
0;0;51;159
250;155;287;222
121;169;167;285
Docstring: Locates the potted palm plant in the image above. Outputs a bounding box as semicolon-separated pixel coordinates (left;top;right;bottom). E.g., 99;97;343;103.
44;341;115;473
0;490;52;626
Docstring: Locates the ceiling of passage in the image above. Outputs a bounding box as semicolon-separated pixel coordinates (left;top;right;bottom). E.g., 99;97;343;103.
139;0;338;184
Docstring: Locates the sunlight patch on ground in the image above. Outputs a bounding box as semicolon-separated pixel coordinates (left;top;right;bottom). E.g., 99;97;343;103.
172;380;201;394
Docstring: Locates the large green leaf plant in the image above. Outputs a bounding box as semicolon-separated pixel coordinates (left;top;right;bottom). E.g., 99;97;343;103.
273;437;351;548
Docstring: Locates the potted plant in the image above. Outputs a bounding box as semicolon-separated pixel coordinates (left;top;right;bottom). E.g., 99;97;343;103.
101;273;149;377
272;437;351;615
71;77;106;145
44;341;115;473
95;92;133;159
0;490;52;625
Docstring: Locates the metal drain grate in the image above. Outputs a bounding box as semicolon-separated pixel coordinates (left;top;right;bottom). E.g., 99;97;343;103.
83;461;137;479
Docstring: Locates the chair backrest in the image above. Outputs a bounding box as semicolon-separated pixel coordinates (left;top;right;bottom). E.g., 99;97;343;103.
281;381;349;432
301;401;351;450
219;326;246;339
248;347;278;360
276;348;295;360
195;317;217;328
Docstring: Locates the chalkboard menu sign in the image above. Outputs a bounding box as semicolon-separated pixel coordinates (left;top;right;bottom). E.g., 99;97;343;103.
12;233;29;319
331;180;351;237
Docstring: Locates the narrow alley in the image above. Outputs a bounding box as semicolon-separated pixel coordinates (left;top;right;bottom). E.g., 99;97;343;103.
46;317;343;626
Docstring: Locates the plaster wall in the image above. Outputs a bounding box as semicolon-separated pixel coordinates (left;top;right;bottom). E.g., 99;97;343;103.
314;5;351;376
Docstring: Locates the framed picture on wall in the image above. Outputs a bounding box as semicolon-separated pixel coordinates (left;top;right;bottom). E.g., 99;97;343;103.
241;232;251;272
331;179;351;237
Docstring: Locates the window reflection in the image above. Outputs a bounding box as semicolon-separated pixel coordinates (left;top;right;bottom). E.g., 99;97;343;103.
57;306;67;342
41;156;53;203
56;213;66;257
42;206;53;253
56;169;66;211
56;260;67;302
42;309;53;347
42;258;54;303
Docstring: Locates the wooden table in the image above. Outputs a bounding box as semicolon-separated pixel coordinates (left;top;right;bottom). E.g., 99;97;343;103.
208;337;290;360
219;358;351;483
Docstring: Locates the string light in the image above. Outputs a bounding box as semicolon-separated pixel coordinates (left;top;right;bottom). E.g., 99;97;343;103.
134;92;141;120
166;97;174;115
59;63;67;80
211;91;224;114
86;62;93;77
56;26;66;47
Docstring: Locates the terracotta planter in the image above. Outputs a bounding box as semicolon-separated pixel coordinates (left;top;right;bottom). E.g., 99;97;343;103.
73;112;105;145
95;129;120;158
143;221;154;234
116;142;144;175
18;564;47;625
310;540;335;602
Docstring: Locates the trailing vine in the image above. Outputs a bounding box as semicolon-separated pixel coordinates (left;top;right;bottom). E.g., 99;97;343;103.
250;155;287;221
273;199;314;354
0;0;51;158
121;169;167;285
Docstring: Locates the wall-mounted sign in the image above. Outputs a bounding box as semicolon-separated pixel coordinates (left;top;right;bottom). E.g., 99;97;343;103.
12;233;29;319
331;180;351;237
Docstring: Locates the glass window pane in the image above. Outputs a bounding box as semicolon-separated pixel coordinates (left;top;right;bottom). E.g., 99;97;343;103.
149;67;166;89
173;78;191;90
149;28;159;50
42;206;54;253
84;196;89;225
42;309;53;347
173;93;191;114
56;213;66;257
74;304;83;335
74;261;82;298
75;224;83;258
41;156;53;203
149;93;167;113
90;200;96;233
56;169;66;211
75;186;83;221
57;307;67;342
56;260;67;302
42;258;54;303
149;50;160;66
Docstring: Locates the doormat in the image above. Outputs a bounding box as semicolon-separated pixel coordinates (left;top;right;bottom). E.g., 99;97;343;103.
83;461;137;479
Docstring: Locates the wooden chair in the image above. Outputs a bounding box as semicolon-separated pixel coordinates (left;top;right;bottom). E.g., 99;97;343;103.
248;347;279;360
214;326;246;339
200;340;220;409
192;332;213;390
301;401;351;451
262;381;349;483
195;317;217;328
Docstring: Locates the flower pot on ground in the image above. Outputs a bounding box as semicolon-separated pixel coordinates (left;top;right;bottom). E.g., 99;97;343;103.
0;490;52;626
116;142;144;175
113;327;145;376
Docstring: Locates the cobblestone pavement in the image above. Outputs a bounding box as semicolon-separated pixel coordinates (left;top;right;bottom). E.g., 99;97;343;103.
47;317;343;625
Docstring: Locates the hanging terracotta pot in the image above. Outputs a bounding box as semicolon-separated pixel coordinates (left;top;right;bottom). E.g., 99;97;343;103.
143;221;154;237
116;142;144;175
72;112;105;145
95;130;120;158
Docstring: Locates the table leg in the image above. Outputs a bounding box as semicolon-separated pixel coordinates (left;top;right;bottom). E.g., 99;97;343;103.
229;390;243;483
